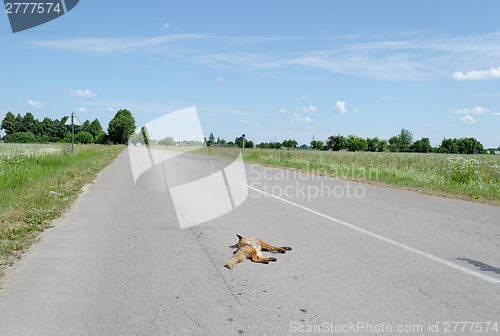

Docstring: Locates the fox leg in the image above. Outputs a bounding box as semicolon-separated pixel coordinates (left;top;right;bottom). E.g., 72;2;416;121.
259;241;292;253
250;250;277;264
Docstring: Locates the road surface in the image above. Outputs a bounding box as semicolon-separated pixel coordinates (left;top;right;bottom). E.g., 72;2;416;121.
1;148;499;335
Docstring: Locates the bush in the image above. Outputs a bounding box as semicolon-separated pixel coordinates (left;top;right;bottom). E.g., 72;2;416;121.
75;131;94;144
38;135;50;143
60;134;72;143
94;132;108;145
3;131;37;143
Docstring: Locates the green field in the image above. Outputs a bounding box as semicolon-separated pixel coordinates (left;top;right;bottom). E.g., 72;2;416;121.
0;143;125;274
241;148;500;206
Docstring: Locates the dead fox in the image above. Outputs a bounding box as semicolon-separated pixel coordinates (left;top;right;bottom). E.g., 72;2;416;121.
225;235;292;269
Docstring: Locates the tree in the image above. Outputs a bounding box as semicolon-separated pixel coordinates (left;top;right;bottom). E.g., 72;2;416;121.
310;140;324;150
282;139;298;148
21;113;39;137
140;126;150;146
458;137;484;154
438;137;484;154
257;141;280;148
440;138;458;154
56;117;69;139
366;137;379;152
88;119;103;139
107;109;135;144
235;136;254;148
378;139;388;152
40;117;56;139
1;111;16;135
366;137;387;152
206;132;215;146
388;136;401;152
346;135;368;151
399;129;414;151
326;135;348;151
81;120;91;134
15;114;24;132
411;138;432;153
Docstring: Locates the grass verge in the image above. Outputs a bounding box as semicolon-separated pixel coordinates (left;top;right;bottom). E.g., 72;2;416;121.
0;144;125;275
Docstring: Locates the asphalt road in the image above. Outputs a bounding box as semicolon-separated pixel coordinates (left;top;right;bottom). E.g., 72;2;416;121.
1;148;499;335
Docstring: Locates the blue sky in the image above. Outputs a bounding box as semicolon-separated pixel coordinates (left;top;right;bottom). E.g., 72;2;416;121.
1;0;500;148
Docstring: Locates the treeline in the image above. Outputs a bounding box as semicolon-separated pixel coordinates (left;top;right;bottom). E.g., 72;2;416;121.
320;129;488;154
0;109;136;145
256;129;493;154
171;129;495;154
6;111;494;155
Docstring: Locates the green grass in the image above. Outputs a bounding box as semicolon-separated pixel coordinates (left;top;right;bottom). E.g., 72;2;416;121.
241;149;500;206
0;143;125;273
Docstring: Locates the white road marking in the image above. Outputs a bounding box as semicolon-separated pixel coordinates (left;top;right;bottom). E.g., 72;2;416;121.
244;184;500;284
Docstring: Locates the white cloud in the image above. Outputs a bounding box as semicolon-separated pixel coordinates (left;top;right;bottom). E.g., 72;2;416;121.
164;23;171;29
453;66;500;81
29;32;500;81
301;105;317;113
27;100;45;108
291;113;314;123
493;112;500;116
299;95;307;100
213;77;225;83
107;108;115;112
459;115;477;124
241;119;261;127
451;107;490;114
69;89;97;97
381;96;395;100
333;101;347;114
278;108;287;114
76;107;87;113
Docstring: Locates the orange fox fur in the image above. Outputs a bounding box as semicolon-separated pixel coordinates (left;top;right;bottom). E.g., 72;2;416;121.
225;235;292;269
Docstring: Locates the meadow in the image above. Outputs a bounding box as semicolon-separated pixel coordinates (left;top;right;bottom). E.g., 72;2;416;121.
0;143;125;274
242;149;500;206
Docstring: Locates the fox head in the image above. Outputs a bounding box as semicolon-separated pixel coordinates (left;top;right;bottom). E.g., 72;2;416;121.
229;234;245;249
